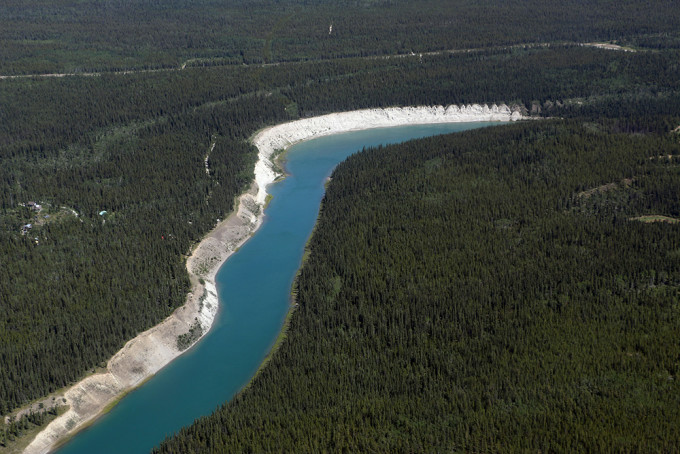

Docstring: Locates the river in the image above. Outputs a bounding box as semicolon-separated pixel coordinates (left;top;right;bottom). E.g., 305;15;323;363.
55;121;495;453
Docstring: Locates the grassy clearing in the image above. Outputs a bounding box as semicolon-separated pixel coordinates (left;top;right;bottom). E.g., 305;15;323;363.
630;215;679;224
269;147;289;176
577;178;633;199
264;194;274;209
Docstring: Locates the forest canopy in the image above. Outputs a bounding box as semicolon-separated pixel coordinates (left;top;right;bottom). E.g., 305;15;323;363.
0;0;679;74
1;1;680;451
155;119;680;453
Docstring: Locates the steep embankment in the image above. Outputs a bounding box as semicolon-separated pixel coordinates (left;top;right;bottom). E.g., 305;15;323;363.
24;185;264;453
252;104;523;204
25;103;522;454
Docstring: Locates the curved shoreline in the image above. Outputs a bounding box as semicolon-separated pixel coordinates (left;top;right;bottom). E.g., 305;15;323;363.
252;104;523;205
25;103;523;454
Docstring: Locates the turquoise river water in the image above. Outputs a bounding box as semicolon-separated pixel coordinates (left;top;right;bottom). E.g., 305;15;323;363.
56;121;495;453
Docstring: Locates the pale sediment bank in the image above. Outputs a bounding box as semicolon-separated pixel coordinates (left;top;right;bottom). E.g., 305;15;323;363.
25;103;522;453
24;186;262;454
252;104;524;204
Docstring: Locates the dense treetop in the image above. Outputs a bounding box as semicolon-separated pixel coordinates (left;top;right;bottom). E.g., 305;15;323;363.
0;0;679;74
155;119;680;453
1;2;679;450
1;39;679;420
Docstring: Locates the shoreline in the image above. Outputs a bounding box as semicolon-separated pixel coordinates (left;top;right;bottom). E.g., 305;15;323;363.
25;103;523;454
251;104;523;205
24;185;263;454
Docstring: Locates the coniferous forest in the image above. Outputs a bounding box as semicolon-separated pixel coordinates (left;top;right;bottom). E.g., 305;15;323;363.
1;0;679;75
1;0;680;451
155;120;680;452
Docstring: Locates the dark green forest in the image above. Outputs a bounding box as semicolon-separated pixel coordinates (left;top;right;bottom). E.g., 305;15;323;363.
155;120;680;452
1;0;680;450
1;0;679;75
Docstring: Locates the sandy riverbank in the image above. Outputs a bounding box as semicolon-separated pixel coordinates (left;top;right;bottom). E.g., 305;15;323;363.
24;185;262;454
25;103;523;453
252;104;523;204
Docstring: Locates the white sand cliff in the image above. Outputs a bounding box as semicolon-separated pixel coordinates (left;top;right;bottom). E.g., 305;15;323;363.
24;187;262;454
253;104;523;204
25;103;523;453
